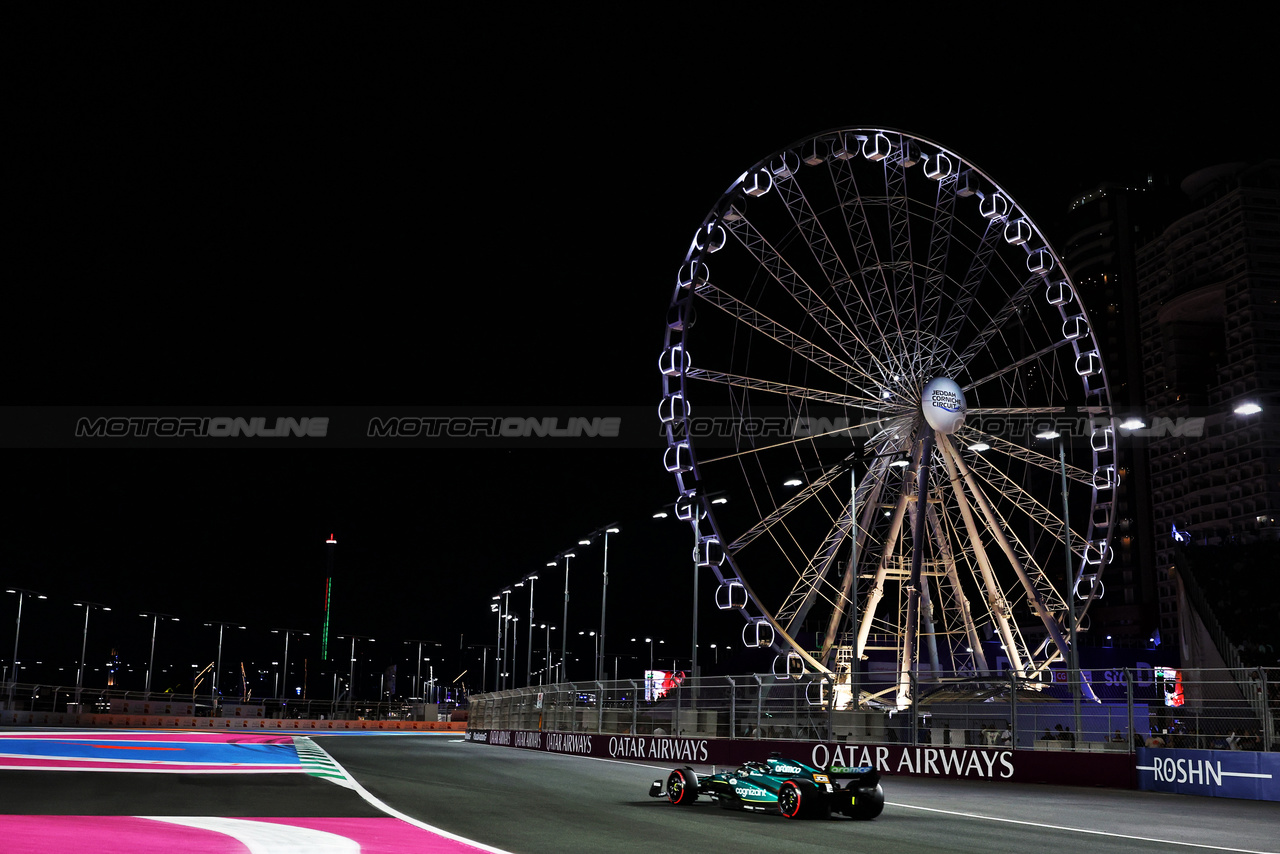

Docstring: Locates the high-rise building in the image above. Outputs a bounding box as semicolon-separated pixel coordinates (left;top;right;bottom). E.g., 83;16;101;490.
1056;175;1183;649
1137;160;1280;652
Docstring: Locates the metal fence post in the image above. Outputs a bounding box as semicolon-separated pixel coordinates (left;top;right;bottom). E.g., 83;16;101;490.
1009;669;1018;747
754;674;763;739
595;681;604;734
727;677;736;740
1258;669;1273;751
909;671;919;746
629;680;638;735
675;679;682;736
1125;667;1134;753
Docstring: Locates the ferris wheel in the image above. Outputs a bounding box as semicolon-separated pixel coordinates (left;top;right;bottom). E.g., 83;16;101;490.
659;128;1117;710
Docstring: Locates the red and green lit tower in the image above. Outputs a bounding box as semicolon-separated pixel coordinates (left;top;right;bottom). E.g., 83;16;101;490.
322;533;337;660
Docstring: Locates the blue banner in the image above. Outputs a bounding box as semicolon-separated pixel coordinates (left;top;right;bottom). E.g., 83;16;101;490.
1136;748;1279;801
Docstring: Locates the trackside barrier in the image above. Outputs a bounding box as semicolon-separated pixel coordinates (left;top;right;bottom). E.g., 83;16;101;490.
0;710;465;731
464;729;1134;789
1136;747;1280;801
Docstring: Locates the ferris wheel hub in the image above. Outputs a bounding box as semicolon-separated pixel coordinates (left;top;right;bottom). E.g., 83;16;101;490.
921;377;967;435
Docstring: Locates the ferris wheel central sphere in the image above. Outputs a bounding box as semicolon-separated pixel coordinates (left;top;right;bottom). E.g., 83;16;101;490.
920;376;967;435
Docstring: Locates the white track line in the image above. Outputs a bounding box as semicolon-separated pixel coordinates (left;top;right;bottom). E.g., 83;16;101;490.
306;737;516;854
890;802;1278;854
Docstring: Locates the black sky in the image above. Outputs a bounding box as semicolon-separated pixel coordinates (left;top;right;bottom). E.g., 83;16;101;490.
5;9;1273;694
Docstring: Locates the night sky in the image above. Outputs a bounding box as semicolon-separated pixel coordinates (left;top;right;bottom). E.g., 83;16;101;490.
6;11;1272;698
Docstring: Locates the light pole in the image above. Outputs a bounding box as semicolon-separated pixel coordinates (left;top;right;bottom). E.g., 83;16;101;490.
6;588;46;707
139;612;178;698
592;526;620;682
578;631;597;680
272;629;309;700
403;639;439;698
508;615;519;687
656;493;727;686
523;574;538;688
499;588;513;689
1037;428;1082;741
540;624;557;684
491;599;502;691
336;634;375;709
632;637;662;672
73;601;111;707
784;445;888;711
557;551;576;682
204;621;245;708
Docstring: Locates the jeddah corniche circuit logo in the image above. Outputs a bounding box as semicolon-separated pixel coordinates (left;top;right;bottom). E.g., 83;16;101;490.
921;377;966;435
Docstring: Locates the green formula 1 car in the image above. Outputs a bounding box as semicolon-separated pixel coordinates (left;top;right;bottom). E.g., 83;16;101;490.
648;753;884;820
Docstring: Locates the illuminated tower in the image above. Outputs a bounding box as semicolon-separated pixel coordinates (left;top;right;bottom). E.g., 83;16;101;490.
323;533;337;660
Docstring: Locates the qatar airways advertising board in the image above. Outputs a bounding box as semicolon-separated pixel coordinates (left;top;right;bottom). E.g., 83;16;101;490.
465;729;1131;788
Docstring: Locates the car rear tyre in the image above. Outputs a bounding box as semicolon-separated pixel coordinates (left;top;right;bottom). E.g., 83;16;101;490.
778;781;806;819
840;782;885;820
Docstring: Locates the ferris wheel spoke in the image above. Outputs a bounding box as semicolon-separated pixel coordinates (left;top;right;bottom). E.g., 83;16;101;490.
960;449;1075;560
950;274;1047;374
776;513;852;635
934;435;1032;672
925;502;989;673
955;473;1074;647
954;425;1093;485
937;433;1074;670
695;415;894;466
914;176;962;364
766;170;905;384
960;335;1080;395
720;209;900;388
683;367;892;411
936;215;1003;364
854;439;918;664
694;280;886;393
817;467;888;668
880;154;918;340
725;451;863;555
826;156;914;379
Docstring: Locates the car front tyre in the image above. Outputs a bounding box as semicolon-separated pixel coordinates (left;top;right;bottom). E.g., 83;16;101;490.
667;768;699;805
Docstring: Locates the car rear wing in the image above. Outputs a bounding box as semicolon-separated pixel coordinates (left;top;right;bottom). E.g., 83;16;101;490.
826;765;879;787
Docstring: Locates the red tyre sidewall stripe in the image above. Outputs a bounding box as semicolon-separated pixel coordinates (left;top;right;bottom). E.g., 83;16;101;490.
781;782;800;818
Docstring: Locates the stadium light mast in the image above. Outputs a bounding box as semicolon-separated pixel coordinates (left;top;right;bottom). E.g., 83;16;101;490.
6;588;46;707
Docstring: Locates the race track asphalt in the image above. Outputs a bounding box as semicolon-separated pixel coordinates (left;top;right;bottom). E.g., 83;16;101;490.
1;731;1276;853
321;734;1280;854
